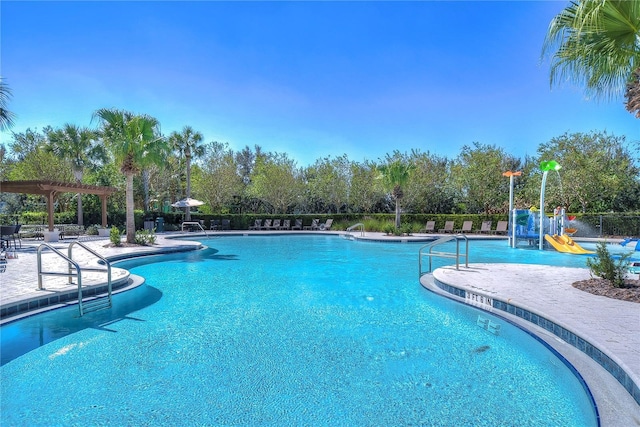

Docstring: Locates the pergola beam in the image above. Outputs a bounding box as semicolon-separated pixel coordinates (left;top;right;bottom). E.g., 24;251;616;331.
0;180;118;231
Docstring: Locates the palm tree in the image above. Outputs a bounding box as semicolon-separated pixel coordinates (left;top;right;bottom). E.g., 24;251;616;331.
94;108;167;244
378;159;415;228
542;0;640;116
169;126;205;221
0;78;16;131
47;124;105;225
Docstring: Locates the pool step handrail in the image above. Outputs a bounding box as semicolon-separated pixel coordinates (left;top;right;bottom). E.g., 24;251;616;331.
68;241;113;315
418;234;469;277
181;221;209;236
37;242;112;316
346;223;365;237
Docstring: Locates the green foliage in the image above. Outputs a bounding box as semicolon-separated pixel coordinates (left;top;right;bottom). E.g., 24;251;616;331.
85;225;99;235
382;222;396;235
543;0;640;107
586;241;632;288
110;226;122;246
534;131;640;213
400;222;414;235
134;229;156;246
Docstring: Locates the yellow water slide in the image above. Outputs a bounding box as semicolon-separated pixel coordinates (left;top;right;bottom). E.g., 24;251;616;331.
544;234;594;254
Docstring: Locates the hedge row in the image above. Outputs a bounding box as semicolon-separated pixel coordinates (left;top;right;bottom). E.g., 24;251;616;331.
3;211;638;237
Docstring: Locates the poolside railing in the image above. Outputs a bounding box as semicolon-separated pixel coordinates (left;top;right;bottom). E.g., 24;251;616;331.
37;241;112;316
418;234;469;277
345;223;365;237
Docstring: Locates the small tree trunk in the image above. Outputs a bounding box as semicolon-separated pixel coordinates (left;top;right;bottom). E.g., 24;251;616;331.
185;155;192;221
395;198;401;228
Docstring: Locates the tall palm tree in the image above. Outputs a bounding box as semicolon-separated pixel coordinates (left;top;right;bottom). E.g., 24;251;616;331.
542;0;640;116
47;124;105;225
94;108;167;244
378;159;415;228
169;126;205;221
0;78;16;131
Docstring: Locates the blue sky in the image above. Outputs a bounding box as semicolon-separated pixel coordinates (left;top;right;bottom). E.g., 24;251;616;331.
2;1;638;166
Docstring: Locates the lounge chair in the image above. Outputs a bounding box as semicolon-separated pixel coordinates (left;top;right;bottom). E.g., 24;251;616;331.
291;219;303;230
0;250;5;273
438;221;454;233
319;219;333;231
248;219;262;230
280;219;291;230
304;219;320;230
475;221;492;234
210;219;221;230
493;221;508;235
455;221;473;233
270;219;281;230
262;219;273;230
0;225;19;249
221;219;231;230
420;221;436;233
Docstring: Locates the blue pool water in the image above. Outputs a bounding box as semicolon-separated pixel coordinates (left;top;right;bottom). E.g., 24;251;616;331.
0;237;611;426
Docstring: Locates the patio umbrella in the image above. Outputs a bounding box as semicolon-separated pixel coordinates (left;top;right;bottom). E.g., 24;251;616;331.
171;198;204;208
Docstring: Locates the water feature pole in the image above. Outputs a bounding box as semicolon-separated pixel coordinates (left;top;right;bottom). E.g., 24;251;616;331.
539;161;561;250
502;170;521;248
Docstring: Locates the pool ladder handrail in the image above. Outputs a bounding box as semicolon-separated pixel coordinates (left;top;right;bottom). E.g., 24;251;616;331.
418;234;469;277
37;241;112;316
346;223;365;237
181;221;209;236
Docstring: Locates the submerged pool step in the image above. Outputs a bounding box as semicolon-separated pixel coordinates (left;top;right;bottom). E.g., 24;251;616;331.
477;315;501;335
81;295;112;315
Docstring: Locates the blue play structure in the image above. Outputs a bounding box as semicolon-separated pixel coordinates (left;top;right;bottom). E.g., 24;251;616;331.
511;209;550;247
620;238;640;251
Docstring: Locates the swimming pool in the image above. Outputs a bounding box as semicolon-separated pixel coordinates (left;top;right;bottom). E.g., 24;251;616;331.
1;237;606;426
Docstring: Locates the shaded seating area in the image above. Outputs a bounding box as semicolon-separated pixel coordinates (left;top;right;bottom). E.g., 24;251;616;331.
0;181;117;241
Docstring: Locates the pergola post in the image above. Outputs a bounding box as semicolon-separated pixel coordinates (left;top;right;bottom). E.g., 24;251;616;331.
100;195;108;228
47;191;56;232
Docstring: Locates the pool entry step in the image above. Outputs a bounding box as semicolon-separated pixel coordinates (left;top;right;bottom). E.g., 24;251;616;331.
477;315;501;335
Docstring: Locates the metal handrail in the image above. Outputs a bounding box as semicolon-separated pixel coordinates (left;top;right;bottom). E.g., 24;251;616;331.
68;241;113;316
346;223;365;237
181;221;209;236
38;242;113;316
37;243;81;291
418;234;469;277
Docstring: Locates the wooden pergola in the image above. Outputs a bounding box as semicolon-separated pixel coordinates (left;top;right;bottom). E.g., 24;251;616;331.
0;180;118;231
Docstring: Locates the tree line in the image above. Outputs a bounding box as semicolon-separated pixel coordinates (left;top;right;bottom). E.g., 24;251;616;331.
2;123;638;223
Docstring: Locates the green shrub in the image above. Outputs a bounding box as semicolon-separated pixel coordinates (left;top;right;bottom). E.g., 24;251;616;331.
135;229;156;246
382;223;395;235
110;226;122;246
586;241;631;288
400;223;414;235
85;225;99;235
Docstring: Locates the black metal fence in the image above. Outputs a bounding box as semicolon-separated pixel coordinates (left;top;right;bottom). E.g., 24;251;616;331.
572;215;640;238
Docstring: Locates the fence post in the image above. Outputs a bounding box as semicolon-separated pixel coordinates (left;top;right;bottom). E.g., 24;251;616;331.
599;215;603;237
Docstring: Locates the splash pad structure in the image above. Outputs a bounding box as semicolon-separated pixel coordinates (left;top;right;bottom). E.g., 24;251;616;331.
506;161;592;254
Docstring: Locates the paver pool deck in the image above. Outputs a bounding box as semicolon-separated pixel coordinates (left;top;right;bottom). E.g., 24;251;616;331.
0;231;638;425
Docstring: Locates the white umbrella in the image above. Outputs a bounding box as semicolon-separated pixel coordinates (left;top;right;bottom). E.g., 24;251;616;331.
171;198;205;208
